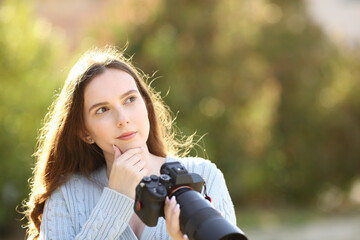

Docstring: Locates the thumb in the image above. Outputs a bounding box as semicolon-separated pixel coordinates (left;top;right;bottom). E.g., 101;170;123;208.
113;144;122;159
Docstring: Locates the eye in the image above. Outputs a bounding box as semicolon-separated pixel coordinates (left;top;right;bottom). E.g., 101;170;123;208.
95;107;108;114
125;96;137;104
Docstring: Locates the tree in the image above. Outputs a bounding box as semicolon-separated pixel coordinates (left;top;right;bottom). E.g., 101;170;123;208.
88;0;360;207
0;0;66;234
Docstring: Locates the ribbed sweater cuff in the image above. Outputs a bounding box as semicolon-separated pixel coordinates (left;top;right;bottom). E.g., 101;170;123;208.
98;187;134;219
77;187;135;238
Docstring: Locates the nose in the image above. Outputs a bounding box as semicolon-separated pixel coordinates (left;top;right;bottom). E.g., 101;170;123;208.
115;108;130;127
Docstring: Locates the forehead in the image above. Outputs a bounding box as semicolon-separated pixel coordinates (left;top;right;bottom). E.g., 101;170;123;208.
84;68;138;103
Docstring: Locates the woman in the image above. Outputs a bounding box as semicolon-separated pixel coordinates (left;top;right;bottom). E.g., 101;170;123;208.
24;46;238;239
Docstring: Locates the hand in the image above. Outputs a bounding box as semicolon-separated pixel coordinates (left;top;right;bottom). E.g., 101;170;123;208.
107;145;148;199
164;196;189;240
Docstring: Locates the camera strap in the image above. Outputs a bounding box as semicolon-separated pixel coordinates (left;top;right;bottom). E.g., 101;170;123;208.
203;183;212;202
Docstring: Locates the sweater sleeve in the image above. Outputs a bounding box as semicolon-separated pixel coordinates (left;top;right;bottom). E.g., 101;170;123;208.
206;166;237;226
40;187;134;240
172;157;238;226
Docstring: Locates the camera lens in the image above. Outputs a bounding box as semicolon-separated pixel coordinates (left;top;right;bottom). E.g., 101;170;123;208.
173;189;247;240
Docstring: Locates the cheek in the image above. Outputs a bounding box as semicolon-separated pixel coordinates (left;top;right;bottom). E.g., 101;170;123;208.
144;116;150;136
85;118;110;140
140;103;150;135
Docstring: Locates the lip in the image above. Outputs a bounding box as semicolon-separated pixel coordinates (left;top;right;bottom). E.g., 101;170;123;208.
117;131;137;140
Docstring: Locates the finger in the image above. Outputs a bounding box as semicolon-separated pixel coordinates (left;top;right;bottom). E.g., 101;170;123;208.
135;158;146;171
122;155;147;181
124;153;143;167
139;167;148;177
171;203;181;228
130;156;147;173
168;204;186;240
113;144;122;158
165;196;181;234
164;196;176;219
114;147;144;162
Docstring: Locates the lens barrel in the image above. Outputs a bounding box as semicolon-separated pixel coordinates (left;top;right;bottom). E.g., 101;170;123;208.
173;189;247;240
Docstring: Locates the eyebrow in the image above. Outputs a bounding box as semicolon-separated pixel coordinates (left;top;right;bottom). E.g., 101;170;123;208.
88;89;139;113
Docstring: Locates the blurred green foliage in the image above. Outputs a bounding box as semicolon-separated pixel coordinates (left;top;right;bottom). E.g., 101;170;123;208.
1;0;360;236
88;0;360;206
0;0;65;234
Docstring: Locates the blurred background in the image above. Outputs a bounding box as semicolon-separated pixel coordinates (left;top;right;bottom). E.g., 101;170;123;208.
1;0;360;239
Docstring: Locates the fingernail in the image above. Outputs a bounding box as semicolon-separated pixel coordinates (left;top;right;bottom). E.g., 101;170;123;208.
170;196;176;203
174;204;180;212
165;196;169;203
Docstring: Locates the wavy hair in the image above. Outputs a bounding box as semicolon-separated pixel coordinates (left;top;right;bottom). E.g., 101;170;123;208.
23;46;194;239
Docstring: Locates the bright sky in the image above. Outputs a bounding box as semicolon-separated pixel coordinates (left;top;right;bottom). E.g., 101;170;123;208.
306;0;360;47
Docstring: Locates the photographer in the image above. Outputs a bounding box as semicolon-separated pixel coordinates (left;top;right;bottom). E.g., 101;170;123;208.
23;46;242;240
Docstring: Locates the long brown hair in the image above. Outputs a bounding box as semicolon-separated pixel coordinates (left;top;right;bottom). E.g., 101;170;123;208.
23;46;193;239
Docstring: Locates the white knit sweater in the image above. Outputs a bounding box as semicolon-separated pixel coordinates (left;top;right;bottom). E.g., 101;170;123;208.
39;156;238;239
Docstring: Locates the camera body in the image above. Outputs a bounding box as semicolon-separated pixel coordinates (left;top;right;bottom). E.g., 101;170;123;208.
134;161;248;240
134;161;205;226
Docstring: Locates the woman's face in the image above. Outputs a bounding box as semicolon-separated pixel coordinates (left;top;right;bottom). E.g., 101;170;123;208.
82;68;150;161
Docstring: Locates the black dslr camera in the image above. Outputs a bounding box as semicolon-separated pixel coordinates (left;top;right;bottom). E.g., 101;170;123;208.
134;161;247;240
